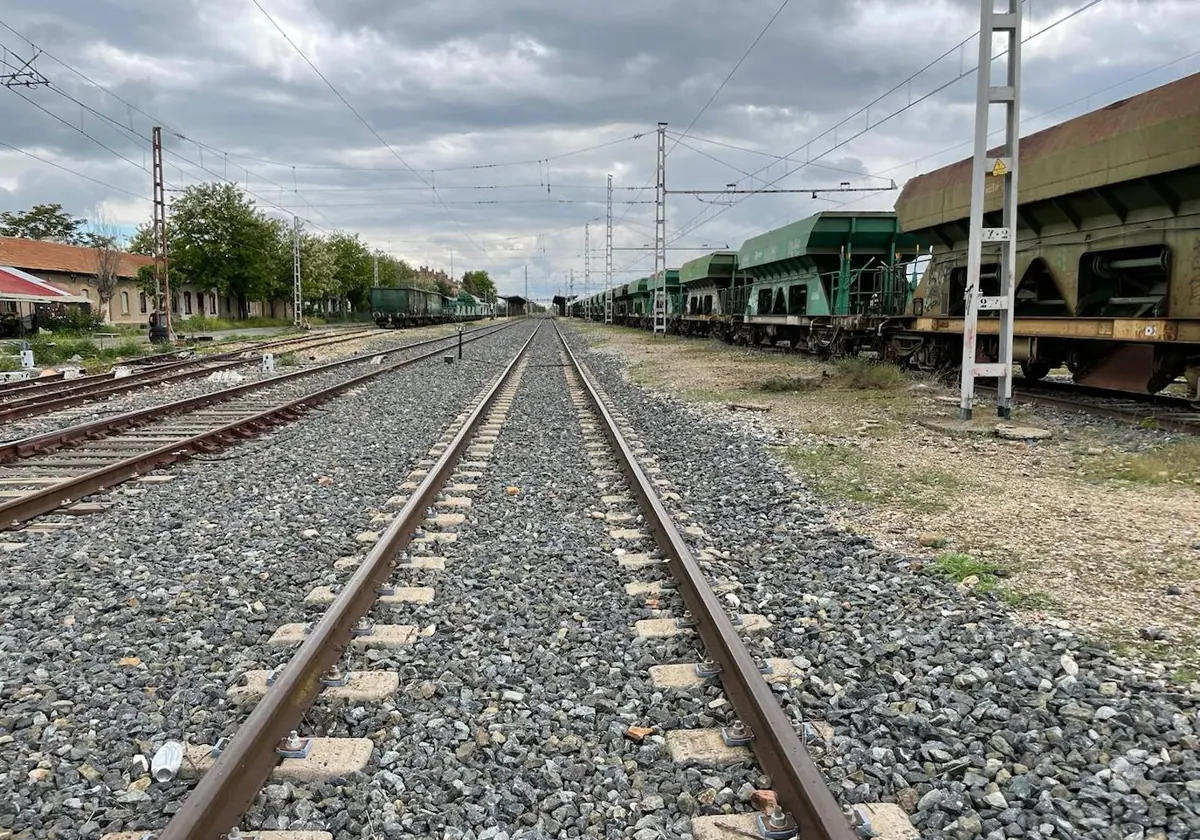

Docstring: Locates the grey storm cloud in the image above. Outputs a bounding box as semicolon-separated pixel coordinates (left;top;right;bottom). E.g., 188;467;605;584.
1;0;1197;298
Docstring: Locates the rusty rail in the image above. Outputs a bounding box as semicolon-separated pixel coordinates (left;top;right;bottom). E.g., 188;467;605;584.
157;321;541;840
977;382;1200;436
0;322;509;462
553;320;854;840
0;322;514;529
0;328;381;422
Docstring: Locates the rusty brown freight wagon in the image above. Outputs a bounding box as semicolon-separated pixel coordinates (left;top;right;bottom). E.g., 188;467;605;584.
893;72;1200;395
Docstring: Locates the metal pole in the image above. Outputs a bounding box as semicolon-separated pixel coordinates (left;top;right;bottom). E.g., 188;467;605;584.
959;0;1021;420
653;122;667;334
524;265;528;319
151;126;172;342
292;216;302;327
373;253;379;287
458;326;463;359
584;223;591;321
605;174;614;324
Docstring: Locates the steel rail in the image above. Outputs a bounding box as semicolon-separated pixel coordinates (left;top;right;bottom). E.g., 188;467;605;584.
157;321;542;840
977;383;1200;436
0;322;515;529
0;322;510;462
0;329;375;399
0;329;382;421
552;321;854;840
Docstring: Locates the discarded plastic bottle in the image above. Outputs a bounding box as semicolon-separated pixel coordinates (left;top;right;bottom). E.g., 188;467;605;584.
151;740;184;783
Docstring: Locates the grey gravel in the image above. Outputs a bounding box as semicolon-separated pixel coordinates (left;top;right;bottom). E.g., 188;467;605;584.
0;321;532;839
556;322;1200;840
1;326;473;442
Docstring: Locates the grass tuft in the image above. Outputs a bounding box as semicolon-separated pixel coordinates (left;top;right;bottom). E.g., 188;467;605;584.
832;357;906;390
1097;442;1200;485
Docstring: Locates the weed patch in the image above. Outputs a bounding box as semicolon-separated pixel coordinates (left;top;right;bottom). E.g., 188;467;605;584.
776;444;961;510
832;357;906;390
1097;442;1200;485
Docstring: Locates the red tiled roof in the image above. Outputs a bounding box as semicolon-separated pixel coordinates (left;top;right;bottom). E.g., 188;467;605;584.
0;236;153;278
0;265;88;302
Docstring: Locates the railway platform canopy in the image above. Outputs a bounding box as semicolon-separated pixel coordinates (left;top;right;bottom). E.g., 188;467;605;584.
501;295;529;317
0;265;88;328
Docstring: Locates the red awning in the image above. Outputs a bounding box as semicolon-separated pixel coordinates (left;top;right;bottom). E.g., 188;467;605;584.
0;266;88;304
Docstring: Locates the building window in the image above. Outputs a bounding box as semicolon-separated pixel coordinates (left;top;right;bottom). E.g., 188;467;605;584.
81;287;91;299
184;291;192;315
209;293;217;314
121;291;130;315
139;292;147;314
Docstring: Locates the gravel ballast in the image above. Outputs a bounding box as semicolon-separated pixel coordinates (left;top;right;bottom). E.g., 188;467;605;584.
1;324;487;443
557;322;1200;840
0;321;533;839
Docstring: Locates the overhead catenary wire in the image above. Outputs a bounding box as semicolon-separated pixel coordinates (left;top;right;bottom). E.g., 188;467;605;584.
613;0;1110;277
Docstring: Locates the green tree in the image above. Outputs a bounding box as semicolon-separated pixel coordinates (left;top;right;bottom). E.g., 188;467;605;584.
299;233;338;307
325;232;372;309
461;269;496;301
0;203;86;243
165;183;283;317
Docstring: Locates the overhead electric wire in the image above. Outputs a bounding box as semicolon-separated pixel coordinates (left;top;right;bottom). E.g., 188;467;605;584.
0;139;149;199
665;0;792;158
669;0;1107;248
612;0;1108;277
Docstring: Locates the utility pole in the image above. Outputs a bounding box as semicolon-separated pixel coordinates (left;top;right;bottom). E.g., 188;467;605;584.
584;223;591;321
292;216;302;327
151;126;172;342
449;249;454;281
373;252;379;287
652;122;667;334
959;0;1022;420
605;174;614;324
569;268;574;317
524;265;528;319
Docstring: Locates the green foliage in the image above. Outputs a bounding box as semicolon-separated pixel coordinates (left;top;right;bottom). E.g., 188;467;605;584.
174;315;290;332
37;303;106;333
461;269;496;300
833;357;906;390
0;203;86;243
166;183;287;305
276;352;300;367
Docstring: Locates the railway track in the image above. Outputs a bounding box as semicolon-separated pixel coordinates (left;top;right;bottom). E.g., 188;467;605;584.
978;380;1200;436
101;318;865;840
0;321;512;530
0;327;382;422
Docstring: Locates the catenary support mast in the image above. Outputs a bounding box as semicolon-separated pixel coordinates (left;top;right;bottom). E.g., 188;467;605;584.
959;0;1022;420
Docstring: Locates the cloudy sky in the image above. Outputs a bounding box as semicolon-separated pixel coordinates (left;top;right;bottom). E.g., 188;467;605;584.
0;0;1196;300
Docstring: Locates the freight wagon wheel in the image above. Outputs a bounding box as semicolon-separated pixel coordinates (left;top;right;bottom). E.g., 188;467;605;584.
1020;361;1051;381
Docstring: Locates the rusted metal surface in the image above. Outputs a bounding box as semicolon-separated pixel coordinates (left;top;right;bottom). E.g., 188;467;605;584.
0;323;508;463
157;322;541;840
0;322;514;529
553;321;854;840
896;72;1200;231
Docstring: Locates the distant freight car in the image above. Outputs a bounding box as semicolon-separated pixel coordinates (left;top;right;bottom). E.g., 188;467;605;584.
369;286;447;328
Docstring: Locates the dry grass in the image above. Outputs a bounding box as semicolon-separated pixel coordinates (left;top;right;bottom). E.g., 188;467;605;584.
574;321;1200;676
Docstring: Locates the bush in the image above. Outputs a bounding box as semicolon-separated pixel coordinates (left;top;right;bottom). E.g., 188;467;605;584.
833;357;906;390
37;303;105;333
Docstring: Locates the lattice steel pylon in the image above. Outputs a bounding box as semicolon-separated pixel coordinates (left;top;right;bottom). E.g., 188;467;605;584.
292;216;303;327
652;122;667;335
584;222;591;320
151;126;172;341
605;174;614;324
959;0;1022;420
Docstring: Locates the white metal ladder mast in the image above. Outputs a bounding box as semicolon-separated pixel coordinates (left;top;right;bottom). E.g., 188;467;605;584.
959;0;1022;420
652;122;668;335
605;173;614;324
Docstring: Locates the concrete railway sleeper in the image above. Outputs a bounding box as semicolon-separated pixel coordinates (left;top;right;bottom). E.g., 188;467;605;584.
0;321;516;530
0;327;382;422
89;319;911;840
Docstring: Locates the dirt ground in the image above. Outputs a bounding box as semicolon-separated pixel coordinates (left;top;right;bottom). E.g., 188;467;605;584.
574;323;1200;682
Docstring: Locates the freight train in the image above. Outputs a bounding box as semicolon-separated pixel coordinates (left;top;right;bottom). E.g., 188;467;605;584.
370;286;495;328
570;72;1200;398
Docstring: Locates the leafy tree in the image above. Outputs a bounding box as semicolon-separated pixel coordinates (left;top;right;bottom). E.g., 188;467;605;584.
0;203;86;243
325;232;372;309
164;183;284;317
461;269;496;301
299;233;338;306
